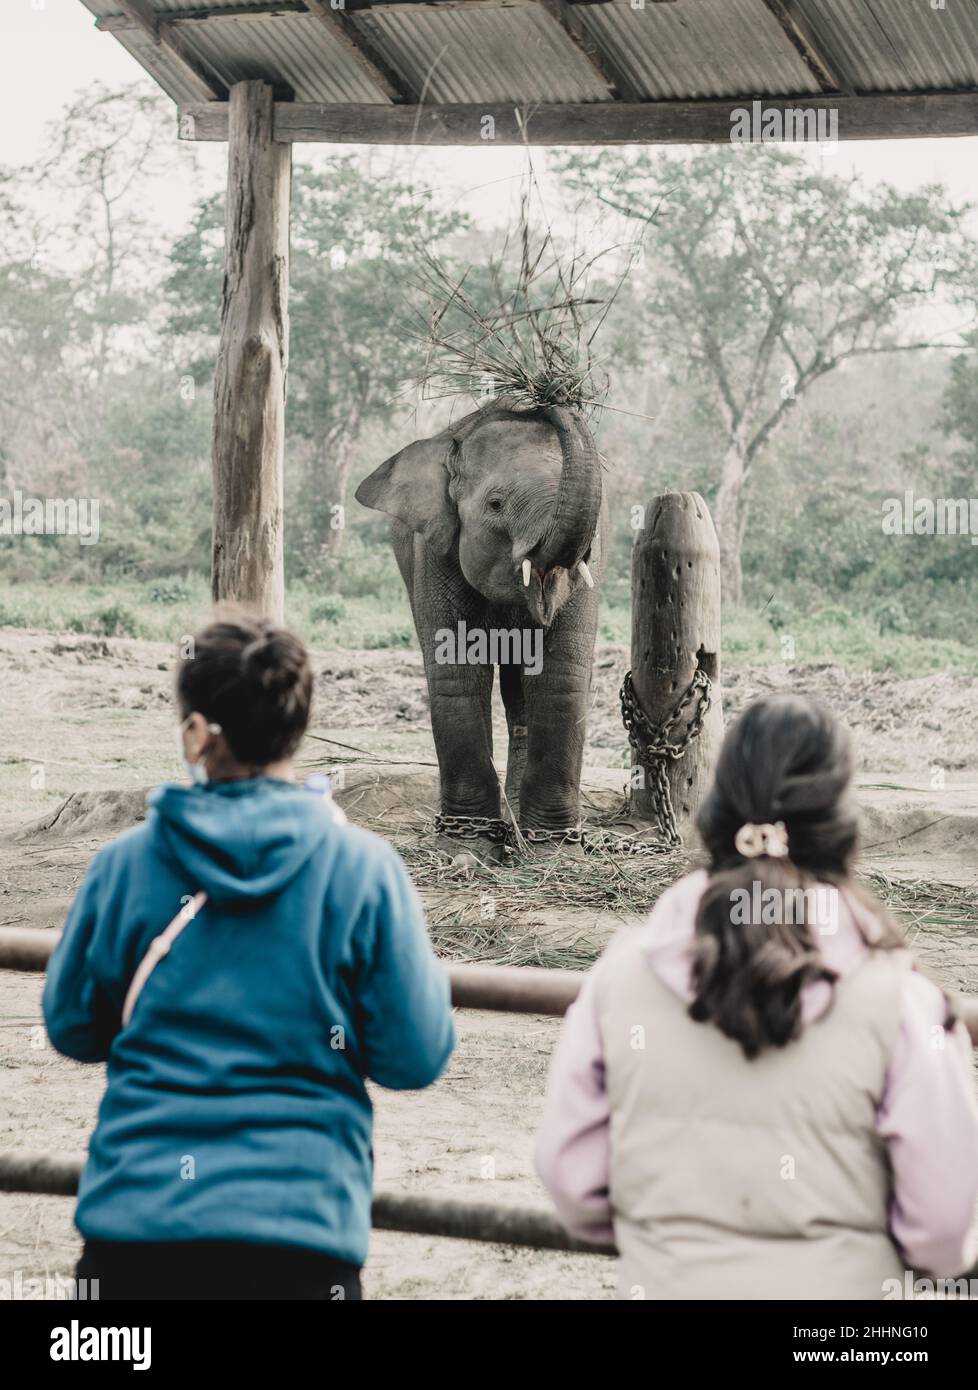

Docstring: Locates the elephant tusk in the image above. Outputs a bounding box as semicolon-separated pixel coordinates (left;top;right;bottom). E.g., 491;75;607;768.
522;560;531;587
578;560;595;589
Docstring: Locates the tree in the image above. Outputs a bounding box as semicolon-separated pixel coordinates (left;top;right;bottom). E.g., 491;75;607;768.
0;181;88;497
26;83;186;391
0;83;212;575
559;146;978;601
942;332;978;493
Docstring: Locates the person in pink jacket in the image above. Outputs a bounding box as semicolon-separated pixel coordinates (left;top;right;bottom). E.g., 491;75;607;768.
536;695;978;1300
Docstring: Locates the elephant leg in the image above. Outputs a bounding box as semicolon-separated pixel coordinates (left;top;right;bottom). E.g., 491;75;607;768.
499;661;527;822
405;536;502;831
519;591;598;834
426;657;499;822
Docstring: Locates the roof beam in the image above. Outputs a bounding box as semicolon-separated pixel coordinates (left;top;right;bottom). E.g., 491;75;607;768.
302;0;413;103
178;93;978;145
759;0;853;95
104;0;159;36
99;2;228;101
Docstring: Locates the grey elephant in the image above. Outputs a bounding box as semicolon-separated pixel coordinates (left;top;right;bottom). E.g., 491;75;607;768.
356;398;606;853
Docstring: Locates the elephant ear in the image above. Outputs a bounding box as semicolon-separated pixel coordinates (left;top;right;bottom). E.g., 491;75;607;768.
355;403;508;556
355;435;458;556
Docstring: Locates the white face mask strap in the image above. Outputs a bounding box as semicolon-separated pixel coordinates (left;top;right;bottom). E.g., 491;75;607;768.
177;716;223;783
180;714;222;733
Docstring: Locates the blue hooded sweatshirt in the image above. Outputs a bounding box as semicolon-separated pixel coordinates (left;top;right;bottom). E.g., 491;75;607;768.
42;778;455;1265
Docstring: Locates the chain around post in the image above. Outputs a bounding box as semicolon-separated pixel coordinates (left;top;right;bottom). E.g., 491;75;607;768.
619;667;713;847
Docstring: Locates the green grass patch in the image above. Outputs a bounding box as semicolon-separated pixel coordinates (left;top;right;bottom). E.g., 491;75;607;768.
0;575;418;650
1;573;977;676
723;604;978;677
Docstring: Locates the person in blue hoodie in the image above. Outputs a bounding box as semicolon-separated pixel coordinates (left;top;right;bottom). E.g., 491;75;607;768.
43;611;456;1300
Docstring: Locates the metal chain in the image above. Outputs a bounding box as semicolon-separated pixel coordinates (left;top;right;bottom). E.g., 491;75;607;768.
619;667;713;847
521;824;584;846
433;813;509;844
433;812;683;856
435;665;711;853
581;829;682;858
433;814;585;848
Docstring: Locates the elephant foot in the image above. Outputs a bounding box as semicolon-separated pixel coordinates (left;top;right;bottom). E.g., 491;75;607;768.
432;832;506;869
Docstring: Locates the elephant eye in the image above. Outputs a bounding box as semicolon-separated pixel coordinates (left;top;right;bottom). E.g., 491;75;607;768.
486;496;504;513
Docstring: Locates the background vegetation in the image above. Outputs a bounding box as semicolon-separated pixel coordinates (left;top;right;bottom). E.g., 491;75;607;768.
2;85;977;672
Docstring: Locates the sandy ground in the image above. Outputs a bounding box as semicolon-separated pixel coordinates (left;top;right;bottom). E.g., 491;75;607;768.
1;626;977;1299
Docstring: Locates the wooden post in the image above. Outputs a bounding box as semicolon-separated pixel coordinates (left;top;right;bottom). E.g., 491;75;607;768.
211;80;290;624
628;492;723;838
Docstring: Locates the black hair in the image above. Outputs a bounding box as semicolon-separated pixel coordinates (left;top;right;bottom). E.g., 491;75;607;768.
690;694;907;1059
176;610;313;767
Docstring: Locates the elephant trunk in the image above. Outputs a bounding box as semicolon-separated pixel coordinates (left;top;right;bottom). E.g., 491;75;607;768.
531;406;602;574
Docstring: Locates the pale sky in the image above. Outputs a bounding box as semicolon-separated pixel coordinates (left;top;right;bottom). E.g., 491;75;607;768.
3;0;977;240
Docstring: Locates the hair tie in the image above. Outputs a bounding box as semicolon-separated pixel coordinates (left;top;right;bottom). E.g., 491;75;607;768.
735;821;789;859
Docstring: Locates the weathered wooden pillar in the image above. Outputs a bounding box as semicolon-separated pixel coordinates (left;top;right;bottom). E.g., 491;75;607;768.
626;492;723;841
211;80;290;624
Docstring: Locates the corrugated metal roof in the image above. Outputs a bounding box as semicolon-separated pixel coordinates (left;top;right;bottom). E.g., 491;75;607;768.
153;1;299;9
577;0;822;102
77;0;978;114
351;3;612;105
105;24;216;104
81;1;294;12
173;13;389;103
795;0;978;93
78;1;295;106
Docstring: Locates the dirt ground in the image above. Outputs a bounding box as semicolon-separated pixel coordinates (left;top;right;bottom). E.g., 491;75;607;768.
1;626;977;1300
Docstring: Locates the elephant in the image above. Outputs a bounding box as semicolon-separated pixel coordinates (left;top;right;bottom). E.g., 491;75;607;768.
355;398;607;854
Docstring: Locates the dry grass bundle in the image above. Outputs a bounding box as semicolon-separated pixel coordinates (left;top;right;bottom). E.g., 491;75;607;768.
861;868;978;938
395;839;688;969
406;180;641;418
399;839;689;913
428;916;603;972
396;839;978;972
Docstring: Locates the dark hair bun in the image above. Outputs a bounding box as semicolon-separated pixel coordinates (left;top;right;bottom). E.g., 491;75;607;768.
177;610;314;767
241;631;305;700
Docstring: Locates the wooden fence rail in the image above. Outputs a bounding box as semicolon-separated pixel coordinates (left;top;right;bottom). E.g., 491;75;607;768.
0;927;606;1254
0;927;582;1015
2;926;976;1040
2;926;977;1260
0;1150;613;1257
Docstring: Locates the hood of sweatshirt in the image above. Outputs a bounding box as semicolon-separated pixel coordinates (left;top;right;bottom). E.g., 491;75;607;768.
639;869;878;1025
147;778;334;904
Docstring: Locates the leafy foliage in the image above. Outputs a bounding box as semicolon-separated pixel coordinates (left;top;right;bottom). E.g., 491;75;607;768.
2;86;978;668
559;145;978;599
